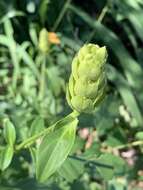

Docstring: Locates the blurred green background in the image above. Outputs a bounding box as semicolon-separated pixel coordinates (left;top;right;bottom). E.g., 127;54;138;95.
0;0;143;189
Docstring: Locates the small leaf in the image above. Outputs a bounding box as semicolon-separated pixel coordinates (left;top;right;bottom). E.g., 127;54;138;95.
3;118;16;146
107;65;143;127
96;153;125;180
0;146;14;171
39;0;50;25
36;116;78;183
29;117;45;137
58;157;84;182
135;132;143;140
108;179;127;190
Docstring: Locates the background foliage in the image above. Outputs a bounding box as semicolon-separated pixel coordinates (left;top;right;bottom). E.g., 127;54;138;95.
0;0;143;189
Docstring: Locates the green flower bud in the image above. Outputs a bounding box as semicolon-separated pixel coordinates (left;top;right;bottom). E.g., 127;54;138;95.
39;28;49;53
66;43;107;113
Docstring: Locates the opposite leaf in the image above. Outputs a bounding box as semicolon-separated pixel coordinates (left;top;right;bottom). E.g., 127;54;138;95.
29;116;45;137
36;117;78;183
0;146;14;171
3;118;16;146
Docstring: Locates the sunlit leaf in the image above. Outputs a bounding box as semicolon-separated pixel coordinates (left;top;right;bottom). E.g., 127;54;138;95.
36;116;78;182
58;157;84;182
29;116;45;137
3;118;16;146
0;146;14;171
96;153;125;180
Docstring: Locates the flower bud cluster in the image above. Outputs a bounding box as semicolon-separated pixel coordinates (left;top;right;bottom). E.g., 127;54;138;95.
66;44;107;113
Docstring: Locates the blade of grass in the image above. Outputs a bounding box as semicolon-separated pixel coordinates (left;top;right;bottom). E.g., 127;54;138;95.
4;19;20;90
52;0;72;31
107;64;143;126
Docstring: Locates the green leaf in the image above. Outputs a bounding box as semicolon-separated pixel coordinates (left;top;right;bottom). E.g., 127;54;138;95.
29;147;37;164
36;116;78;183
3;118;16;146
58;157;84;182
96;155;114;180
107;65;143;127
0;146;14;171
29;147;37;173
122;5;143;42
39;0;50;25
29;24;38;46
135;132;143;140
105;136;124;147
29;117;45;137
108;179;127;190
16;45;40;80
4;18;14;38
83;143;101;159
96;153;125;180
47;66;65;97
0;34;12;46
0;10;25;25
70;136;85;154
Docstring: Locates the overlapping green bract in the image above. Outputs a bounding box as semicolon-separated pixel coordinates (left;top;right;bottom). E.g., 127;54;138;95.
66;43;107;113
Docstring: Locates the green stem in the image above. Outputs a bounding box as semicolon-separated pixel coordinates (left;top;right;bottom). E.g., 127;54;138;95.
115;140;143;150
38;55;46;100
69;155;113;169
97;5;108;23
12;49;19;90
87;4;108;43
15;110;80;152
70;110;80;118
52;0;71;31
15;124;54;151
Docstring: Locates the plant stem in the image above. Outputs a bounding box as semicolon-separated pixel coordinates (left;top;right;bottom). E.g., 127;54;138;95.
70;110;80;118
11;47;20;91
52;0;71;31
38;55;46;100
98;5;109;23
15;110;80;152
15;124;55;151
69;155;113;169
87;4;109;43
115;140;143;150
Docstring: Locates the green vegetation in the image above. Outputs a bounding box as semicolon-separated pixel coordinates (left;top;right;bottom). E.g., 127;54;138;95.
0;0;143;189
